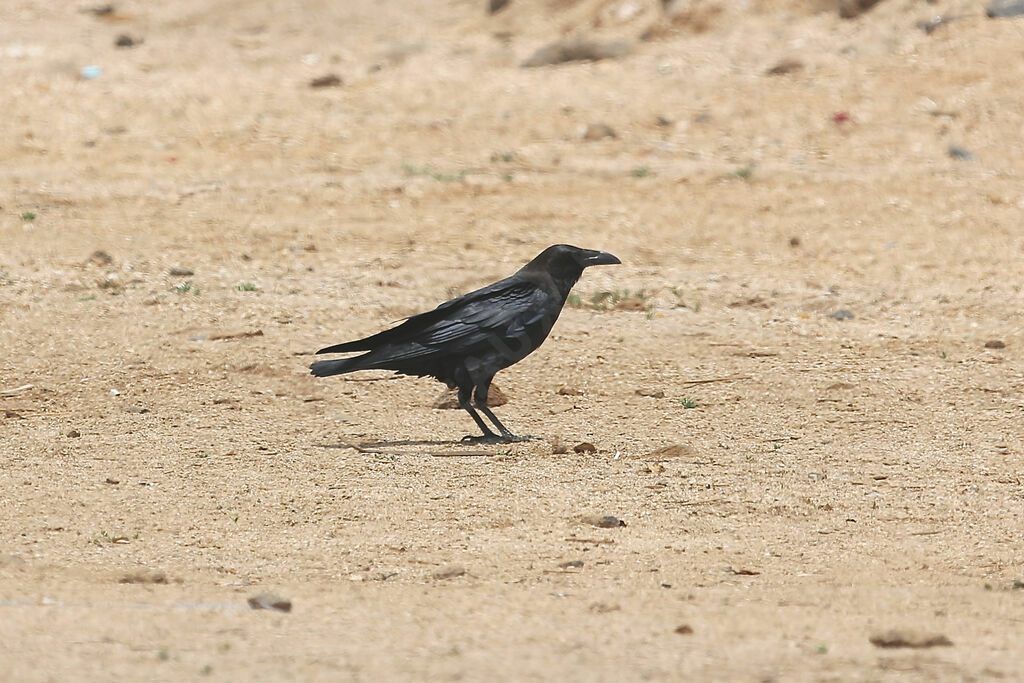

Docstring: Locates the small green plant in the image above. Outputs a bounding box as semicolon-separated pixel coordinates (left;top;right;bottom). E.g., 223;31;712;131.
733;163;756;179
815;644;828;655
21;212;37;221
773;442;782;451
491;151;515;163
589;289;652;312
174;281;199;295
567;293;583;308
631;166;651;178
679;397;698;409
234;282;258;292
402;163;466;183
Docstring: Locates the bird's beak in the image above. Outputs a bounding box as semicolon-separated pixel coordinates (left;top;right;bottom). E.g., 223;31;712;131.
582;250;621;267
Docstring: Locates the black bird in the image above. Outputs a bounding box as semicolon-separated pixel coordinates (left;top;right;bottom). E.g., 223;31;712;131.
311;244;620;443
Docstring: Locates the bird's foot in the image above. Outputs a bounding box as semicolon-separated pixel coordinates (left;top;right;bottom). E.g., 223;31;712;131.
461;434;536;444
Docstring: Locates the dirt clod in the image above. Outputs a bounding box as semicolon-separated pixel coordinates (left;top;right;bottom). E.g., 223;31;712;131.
674;624;694;635
573;442;597;454
87;250;114;267
119;569;168;584
635;388;665;398
521;39;631;68
869;630;952;649
645;444;694;459
984;340;1006;349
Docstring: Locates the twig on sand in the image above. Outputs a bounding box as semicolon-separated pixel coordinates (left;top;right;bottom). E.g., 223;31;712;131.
1;384;33;397
429;451;493;458
680;375;751;386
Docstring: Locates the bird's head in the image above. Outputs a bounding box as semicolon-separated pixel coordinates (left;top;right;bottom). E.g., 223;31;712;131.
519;244;621;294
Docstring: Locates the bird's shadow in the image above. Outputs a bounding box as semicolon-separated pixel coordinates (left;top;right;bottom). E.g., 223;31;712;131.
314;438;476;452
360;439;467;448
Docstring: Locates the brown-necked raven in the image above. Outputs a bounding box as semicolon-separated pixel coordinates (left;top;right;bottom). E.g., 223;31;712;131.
310;244;620;443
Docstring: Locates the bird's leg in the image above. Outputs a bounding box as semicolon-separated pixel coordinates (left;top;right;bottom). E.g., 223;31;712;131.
457;384;499;443
473;380;534;443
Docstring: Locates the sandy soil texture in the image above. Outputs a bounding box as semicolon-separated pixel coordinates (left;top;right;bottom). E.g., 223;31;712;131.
2;0;1024;680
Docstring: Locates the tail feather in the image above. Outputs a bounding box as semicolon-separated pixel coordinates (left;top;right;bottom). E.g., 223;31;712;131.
315;339;368;355
310;354;372;377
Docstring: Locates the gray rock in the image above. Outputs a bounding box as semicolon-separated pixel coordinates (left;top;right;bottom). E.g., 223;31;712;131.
987;0;1024;18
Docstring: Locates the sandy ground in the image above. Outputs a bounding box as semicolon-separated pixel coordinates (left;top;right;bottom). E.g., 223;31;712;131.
2;0;1024;680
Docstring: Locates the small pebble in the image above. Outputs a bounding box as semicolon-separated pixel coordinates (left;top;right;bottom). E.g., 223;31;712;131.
675;624;694;635
583;515;626;528
433;565;466;580
583;123;617;141
829;309;854;321
67;430;81;438
247;592;292;612
309;74;343;88
948;145;977;161
765;58;803;76
573;442;597;454
168;266;194;277
984;340;1006;349
114;34;140;48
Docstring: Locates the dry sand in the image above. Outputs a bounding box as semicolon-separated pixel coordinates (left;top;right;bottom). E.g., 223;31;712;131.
2;0;1024;679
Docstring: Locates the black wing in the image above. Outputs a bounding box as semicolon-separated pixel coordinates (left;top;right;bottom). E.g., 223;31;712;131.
315;276;548;356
